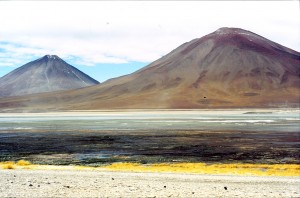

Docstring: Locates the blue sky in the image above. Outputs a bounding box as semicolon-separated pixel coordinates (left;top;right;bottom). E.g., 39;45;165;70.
0;1;299;82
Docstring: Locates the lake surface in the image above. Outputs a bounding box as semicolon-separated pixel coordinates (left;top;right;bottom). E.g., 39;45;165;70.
0;110;299;132
0;110;299;165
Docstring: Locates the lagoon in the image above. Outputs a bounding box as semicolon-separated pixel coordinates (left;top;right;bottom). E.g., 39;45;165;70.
0;109;299;165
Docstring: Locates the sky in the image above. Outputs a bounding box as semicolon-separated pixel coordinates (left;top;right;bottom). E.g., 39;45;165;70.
0;1;299;82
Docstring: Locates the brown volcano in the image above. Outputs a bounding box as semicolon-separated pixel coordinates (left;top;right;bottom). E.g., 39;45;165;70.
0;27;299;111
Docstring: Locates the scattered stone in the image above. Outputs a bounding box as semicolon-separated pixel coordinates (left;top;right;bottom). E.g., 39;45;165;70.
0;168;298;197
13;175;16;177
112;178;114;180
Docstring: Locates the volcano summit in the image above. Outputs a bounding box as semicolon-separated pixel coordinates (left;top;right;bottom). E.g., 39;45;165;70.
55;27;298;109
0;55;99;97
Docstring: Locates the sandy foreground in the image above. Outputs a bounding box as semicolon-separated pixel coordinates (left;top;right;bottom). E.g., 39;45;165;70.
0;169;299;198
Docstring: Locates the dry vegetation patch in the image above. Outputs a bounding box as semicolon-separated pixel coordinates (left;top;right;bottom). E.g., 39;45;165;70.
1;160;31;169
105;162;300;176
1;160;299;176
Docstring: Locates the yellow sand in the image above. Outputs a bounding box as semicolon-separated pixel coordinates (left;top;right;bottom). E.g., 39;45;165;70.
1;160;299;177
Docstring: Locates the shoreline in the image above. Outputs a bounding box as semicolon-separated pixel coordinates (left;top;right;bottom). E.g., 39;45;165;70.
0;108;299;116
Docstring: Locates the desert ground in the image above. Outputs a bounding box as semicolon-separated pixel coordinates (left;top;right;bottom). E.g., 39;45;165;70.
1;169;300;198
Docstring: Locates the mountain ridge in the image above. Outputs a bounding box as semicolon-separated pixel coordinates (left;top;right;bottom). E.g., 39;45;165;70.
0;27;299;111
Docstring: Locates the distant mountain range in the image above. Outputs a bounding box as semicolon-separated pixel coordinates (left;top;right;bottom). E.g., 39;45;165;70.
0;27;299;111
0;55;99;97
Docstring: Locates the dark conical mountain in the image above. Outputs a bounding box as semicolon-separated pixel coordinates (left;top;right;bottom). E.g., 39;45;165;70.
0;55;99;97
0;27;299;111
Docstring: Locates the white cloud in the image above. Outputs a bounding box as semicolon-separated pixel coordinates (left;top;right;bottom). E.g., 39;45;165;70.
0;1;299;67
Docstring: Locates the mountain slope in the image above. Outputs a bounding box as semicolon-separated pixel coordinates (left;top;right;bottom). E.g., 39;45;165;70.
0;27;299;111
0;55;99;97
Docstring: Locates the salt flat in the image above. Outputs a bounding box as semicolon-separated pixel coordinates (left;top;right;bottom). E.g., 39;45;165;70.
1;169;299;198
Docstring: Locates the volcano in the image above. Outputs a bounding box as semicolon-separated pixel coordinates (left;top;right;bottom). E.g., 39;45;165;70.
0;55;99;97
0;27;299;111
